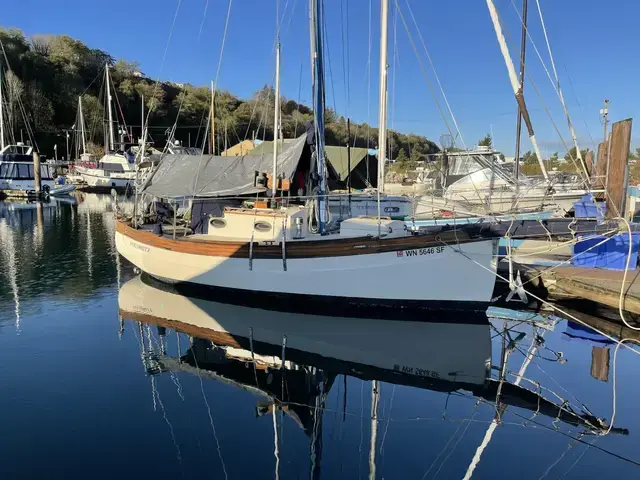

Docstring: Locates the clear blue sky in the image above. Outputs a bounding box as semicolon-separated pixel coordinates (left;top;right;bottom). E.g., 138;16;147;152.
3;0;639;155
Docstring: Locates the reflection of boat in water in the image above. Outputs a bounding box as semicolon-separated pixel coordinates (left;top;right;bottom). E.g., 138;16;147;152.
118;275;491;386
118;275;624;438
0;196;76;228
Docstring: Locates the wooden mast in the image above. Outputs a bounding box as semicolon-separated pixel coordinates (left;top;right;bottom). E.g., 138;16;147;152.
310;0;328;233
513;0;528;182
485;0;549;182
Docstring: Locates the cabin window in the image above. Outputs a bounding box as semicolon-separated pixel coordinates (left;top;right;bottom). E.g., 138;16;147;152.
101;162;125;173
254;221;272;232
17;164;30;179
209;218;227;229
0;163;13;178
41;165;54;180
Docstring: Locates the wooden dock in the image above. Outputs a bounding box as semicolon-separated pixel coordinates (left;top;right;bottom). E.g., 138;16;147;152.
494;260;640;333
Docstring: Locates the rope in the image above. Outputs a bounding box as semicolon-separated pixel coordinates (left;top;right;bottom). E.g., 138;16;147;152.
616;217;639;331
438;236;640;357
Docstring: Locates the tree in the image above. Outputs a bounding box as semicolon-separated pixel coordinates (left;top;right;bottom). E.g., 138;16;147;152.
396;147;408;165
0;27;442;162
522;150;538;164
564;146;588;163
478;134;492;148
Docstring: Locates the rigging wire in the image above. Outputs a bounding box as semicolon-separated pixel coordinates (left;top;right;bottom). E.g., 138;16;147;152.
144;0;183;140
504;0;586;179
393;0;453;138
189;343;229;479
397;0;488;213
191;0;234;195
564;65;597;152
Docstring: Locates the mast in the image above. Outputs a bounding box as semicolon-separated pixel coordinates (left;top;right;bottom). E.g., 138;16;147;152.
0;63;4;151
272;38;281;197
105;63;116;152
78;96;87;155
463;329;542;479
513;0;528;181
140;93;145;144
368;380;380;480
210;80;215;154
377;0;389;193
485;0;549;182
310;0;328;233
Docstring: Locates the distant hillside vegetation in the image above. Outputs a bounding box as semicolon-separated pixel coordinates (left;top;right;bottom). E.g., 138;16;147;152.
0;28;440;159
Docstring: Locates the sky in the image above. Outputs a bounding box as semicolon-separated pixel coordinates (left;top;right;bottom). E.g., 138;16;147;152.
2;0;639;156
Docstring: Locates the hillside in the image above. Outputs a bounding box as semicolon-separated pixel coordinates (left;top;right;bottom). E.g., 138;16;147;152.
0;28;440;160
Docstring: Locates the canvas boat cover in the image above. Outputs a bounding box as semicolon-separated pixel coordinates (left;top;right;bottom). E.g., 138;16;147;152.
141;134;307;198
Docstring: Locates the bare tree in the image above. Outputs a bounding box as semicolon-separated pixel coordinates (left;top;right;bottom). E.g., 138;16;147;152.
30;34;53;55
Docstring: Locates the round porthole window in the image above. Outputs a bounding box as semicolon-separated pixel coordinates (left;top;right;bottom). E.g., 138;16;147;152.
210;218;227;228
254;221;272;232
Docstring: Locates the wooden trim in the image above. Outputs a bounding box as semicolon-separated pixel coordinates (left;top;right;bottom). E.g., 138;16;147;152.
121;310;242;348
116;220;479;259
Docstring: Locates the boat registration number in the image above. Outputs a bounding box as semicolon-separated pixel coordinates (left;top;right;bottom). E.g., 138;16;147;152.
394;364;441;379
397;246;445;257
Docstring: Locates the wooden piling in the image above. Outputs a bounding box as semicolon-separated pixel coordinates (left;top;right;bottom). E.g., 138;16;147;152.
590;346;610;382
594;140;608;188
584;150;594;177
33;151;42;196
605;118;633;218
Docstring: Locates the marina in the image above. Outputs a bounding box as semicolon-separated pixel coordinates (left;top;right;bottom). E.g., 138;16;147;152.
2;0;640;477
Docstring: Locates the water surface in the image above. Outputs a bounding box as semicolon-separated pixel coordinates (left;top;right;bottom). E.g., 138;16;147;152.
1;194;639;479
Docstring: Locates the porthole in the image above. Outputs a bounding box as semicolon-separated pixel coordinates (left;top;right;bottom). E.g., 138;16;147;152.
254;221;272;232
210;218;227;228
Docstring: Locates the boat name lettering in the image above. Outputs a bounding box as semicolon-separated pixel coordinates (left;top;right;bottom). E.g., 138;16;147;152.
399;246;445;257
393;364;440;379
133;305;153;314
130;241;150;253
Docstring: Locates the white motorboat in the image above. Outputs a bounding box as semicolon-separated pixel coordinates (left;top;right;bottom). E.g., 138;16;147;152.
0;143;59;197
74;152;136;190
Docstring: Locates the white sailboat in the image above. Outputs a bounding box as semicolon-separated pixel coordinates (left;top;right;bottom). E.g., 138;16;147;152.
115;0;498;316
74;64;136;191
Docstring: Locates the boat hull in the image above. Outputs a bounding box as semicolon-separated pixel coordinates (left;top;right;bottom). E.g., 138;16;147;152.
115;223;498;318
75;167;134;191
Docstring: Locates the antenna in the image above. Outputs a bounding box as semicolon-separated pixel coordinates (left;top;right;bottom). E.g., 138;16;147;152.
600;98;610;143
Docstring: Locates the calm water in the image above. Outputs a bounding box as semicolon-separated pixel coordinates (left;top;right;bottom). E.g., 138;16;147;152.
1;193;639;479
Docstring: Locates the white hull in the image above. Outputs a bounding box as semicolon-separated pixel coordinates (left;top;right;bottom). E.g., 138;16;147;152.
75;166;134;189
0;178;56;193
118;275;492;385
50;184;76;196
116;231;498;307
